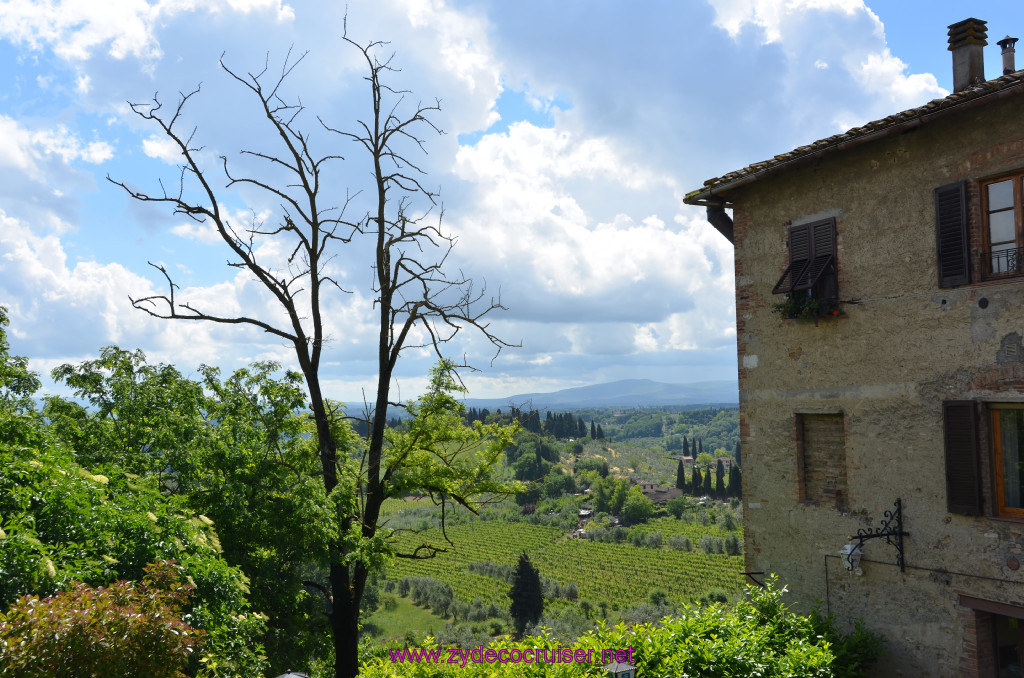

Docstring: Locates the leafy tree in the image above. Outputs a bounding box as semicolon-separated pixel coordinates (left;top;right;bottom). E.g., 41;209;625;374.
666;496;689;519
47;348;205;479
109;34;516;678
508;553;543;637
575;457;609;478
622;486;654;524
610;478;630;515
697;451;714;469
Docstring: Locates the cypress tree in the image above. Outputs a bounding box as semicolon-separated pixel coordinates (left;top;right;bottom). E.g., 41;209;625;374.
675;460;685;490
683;436;690;457
703;467;712;496
596;424;605;439
509;552;544;637
691;465;702;495
590;421;596;438
715;458;725;498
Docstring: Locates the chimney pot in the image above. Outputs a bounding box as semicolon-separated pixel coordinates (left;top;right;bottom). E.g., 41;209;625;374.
998;35;1019;75
948;18;988;92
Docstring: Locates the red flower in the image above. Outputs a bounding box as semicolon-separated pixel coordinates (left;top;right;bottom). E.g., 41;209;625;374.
832;310;840;316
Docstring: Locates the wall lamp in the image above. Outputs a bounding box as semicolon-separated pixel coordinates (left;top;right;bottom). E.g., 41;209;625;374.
840;498;908;573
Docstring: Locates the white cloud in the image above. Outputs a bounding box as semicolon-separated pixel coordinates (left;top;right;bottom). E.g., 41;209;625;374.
853;48;947;110
141;134;181;164
709;0;866;43
0;116;113;178
452;121;734;349
0;0;294;63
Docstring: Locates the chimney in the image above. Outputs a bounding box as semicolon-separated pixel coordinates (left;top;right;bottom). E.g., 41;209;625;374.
998;36;1019;75
947;18;988;92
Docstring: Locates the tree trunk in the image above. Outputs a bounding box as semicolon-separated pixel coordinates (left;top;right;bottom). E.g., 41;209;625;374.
331;562;360;678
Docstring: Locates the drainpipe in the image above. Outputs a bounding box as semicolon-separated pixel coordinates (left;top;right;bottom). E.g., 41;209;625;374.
706;203;734;243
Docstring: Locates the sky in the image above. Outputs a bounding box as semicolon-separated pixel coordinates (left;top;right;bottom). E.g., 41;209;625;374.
0;0;1021;404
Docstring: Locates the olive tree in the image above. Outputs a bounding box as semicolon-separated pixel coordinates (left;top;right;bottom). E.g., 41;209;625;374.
110;30;516;678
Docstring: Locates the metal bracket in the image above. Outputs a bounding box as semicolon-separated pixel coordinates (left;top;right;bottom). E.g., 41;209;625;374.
850;498;908;572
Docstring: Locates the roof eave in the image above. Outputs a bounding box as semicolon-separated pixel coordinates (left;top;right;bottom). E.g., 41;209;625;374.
683;77;1024;208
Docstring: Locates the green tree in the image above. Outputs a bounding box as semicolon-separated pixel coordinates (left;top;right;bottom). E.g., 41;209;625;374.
675;459;685;490
508;553;543;637
47;347;206;480
715;458;726;498
110;35;517;678
666;496;689;519
691;465;703;495
730;463;742;498
611;478;630;515
622;486;654;524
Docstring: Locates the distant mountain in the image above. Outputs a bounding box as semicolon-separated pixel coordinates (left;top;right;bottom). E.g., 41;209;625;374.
461;379;738;411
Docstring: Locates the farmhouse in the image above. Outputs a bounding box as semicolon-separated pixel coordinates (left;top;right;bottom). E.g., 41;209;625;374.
685;18;1024;677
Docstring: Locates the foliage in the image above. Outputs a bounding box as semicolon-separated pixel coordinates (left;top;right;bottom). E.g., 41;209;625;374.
360;577;885;677
508;553;543;637
772;293;843;320
47;346;206;477
0;311;267;677
621;486;654;524
0;561;203;678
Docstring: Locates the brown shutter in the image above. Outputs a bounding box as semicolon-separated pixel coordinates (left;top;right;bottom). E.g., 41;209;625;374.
772;223;812;294
943;400;982;515
935;181;969;288
793;219;836;292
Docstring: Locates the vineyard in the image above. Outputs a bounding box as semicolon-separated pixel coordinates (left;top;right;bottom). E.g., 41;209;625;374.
382;515;745;610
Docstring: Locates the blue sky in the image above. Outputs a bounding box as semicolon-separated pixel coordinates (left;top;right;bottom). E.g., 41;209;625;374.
1;0;1021;403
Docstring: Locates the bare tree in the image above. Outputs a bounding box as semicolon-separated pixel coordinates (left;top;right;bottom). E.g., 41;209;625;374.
110;33;515;678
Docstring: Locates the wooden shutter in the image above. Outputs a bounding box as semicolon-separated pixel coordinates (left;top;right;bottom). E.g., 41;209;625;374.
943;400;982;515
935;181;969;288
793;219;836;292
772;223;812;294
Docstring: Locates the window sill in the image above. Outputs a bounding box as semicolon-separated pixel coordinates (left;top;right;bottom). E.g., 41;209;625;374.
984;514;1024;525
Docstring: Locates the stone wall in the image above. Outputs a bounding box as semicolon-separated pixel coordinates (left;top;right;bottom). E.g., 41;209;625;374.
730;93;1024;676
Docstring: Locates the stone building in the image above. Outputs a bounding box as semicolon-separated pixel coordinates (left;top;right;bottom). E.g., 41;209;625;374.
685;18;1024;677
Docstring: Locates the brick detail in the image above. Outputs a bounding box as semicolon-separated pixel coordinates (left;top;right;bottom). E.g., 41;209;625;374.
959;607;995;677
796;413;848;509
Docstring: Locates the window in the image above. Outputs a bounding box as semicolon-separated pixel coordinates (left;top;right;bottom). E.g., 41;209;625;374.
983;173;1024;278
942;400;1024;518
796;413;847;509
991;404;1024;518
772;218;838;304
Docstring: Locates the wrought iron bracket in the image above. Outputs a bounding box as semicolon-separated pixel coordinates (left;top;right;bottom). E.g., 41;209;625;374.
743;571;766;588
850;498;908;572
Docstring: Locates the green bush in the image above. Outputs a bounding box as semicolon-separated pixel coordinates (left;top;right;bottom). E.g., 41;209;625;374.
0;561;202;678
360;576;885;677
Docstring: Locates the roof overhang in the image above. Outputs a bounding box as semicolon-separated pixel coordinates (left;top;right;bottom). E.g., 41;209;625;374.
684;73;1024;210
